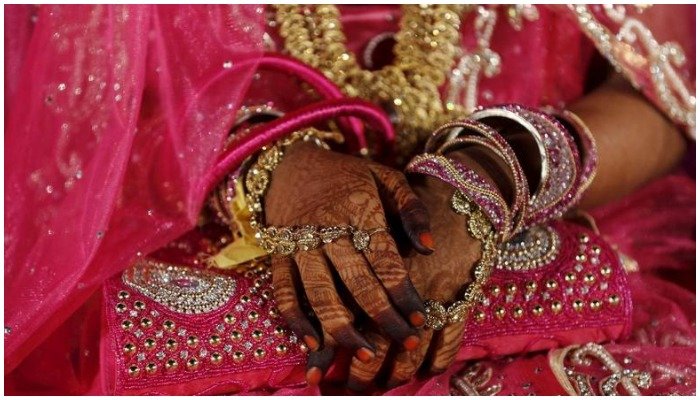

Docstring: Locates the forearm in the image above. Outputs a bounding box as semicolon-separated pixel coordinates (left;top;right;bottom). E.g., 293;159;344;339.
570;74;688;209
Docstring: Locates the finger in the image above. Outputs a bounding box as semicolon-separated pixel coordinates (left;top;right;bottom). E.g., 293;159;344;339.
306;331;336;386
295;249;375;358
270;255;322;351
369;163;433;254
427;320;466;374
347;331;392;392
386;328;434;388
325;237;420;350
364;230;426;327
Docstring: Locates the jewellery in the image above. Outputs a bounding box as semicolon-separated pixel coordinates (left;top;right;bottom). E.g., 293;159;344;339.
243;127;385;256
275;5;469;157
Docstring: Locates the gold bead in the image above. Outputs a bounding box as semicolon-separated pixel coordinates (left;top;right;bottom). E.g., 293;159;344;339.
134;301;145;310
121;320;133;330
590;299;602;311
165;359;178;371
145;363;157;374
186;358;199;370
551;301;563;314
545;279;558;290
608;294;620;306
224;314;236;324
230;331;242;341
140;318;152;329
564;272;576;282
532;304;544;317
495;306;506;319
187;336;199;348
209;335;221;346
210;352;223;365
165;338;177;351
240;295;251;304
490;285;501;296
505;283;517;295
268;308;280;318
248;311;259;322
513;306;524;318
583;273;596;284
575;253;587;262
274;326;286;338
299;343;309;353
261;290;272;300
474;310;486;322
591;245;601;255
600;265;612;277
232;351;245;363
579;233;590;243
525;281;537;293
251;330;263;340
276;344;288;355
115;303;127;313
123;342;136;355
163;320;175;331
254;348;266;359
254;279;264;288
118;290;130;300
128;365;140;377
572;299;584;312
144;338;156;350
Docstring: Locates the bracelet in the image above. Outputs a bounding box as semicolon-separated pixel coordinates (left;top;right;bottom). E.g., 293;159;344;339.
243;128;386;256
405;153;498;330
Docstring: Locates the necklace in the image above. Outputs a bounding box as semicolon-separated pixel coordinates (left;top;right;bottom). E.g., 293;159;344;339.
275;5;469;157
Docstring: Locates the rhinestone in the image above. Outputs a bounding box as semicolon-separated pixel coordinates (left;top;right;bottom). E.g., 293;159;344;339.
165;359;178;371
155;330;164;339
123;343;136;355
551;301;563;314
574;264;584;272
165;338;177;350
186;358;199;370
244;341;253;350
600;265;612;277
145;363;157;374
210;352;223;364
137;352;146;362
140;318;152;329
129;310;138;318
564;273;576;282
144;338;156;350
232;351;245;363
150;310;160;318
224;314;236;324
116;303;127;313
572;299;584;312
121;320;133;330
251;330;263;340
216;323;225;333
494;307;506;319
199;348;208;358
505;283;517;295
128;365;140;377
223;344;233;353
608;294;620;306
180;350;189;359
274;326;286;338
600;282;609;290
187;336;199;347
254;348;266;359
248;311;259;322
513;307;524;318
299;343;309;353
545;279;558;290
263;319;272;328
583;273;596;284
209;335;221;346
163;320;175;331
134;301;145;310
590;299;602;310
532;305;544;316
118;291;130;300
234;304;244;312
156;351;166;360
288;334;298;344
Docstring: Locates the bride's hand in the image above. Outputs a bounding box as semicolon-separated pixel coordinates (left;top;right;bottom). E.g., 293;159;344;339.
264;141;434;383
345;165;486;391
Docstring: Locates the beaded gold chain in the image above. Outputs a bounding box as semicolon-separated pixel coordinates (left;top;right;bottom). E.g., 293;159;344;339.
275;5;469;157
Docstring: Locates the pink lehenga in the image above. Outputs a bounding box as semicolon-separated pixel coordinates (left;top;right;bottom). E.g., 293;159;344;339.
4;4;695;395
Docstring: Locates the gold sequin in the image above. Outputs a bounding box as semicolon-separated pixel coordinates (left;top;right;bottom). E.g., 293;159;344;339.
251;330;263;340
163;320;175;331
134;301;145;310
254;348;266;359
495;307;506;319
165;359;178;371
165;338;177;351
276;344;288;355
474;310;486;322
546;279;558;290
230;331;242;341
186;358;199;370
118;290;130;300
274;326;286;338
115;303;127;313
590;299;602;311
608;294;620;306
583;273;596;284
121;320;133;330
224;314;236;324
248;311;259;322
140;318;152;329
513;306;524;318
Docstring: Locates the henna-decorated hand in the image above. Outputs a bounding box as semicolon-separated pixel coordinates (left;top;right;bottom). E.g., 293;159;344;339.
264;141;434;384
345;155;494;392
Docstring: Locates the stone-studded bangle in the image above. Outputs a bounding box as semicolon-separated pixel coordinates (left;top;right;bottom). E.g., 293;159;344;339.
546;108;598;205
470;105;580;228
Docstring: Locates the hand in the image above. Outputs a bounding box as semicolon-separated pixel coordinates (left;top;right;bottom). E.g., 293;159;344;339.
345;154;491;391
264;141;434;384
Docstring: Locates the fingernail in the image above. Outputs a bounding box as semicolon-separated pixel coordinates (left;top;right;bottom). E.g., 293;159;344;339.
306;367;323;386
403;335;421;351
355;347;375;363
419;232;435;251
409;311;425;327
303;335;319;351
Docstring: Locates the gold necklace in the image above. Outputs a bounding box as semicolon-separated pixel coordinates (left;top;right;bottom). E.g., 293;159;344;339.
275;5;469;158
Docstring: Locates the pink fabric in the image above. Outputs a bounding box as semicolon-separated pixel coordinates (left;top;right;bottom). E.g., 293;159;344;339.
5;4;695;396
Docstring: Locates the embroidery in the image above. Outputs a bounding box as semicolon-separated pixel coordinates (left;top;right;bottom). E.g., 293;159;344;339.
496;225;561;271
450;362;503;396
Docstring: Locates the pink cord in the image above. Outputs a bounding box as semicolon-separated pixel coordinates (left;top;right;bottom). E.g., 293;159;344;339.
203;97;395;195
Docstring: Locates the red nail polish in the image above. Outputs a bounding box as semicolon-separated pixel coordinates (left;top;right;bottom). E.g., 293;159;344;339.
306;367;323;386
303;335;319;351
356;347;375;363
409;311;426;327
403;335;421;351
419;232;435;251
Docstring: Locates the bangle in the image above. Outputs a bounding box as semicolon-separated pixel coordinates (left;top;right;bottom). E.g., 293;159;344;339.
243;128;387;256
546;108;598;204
405;153;498;330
